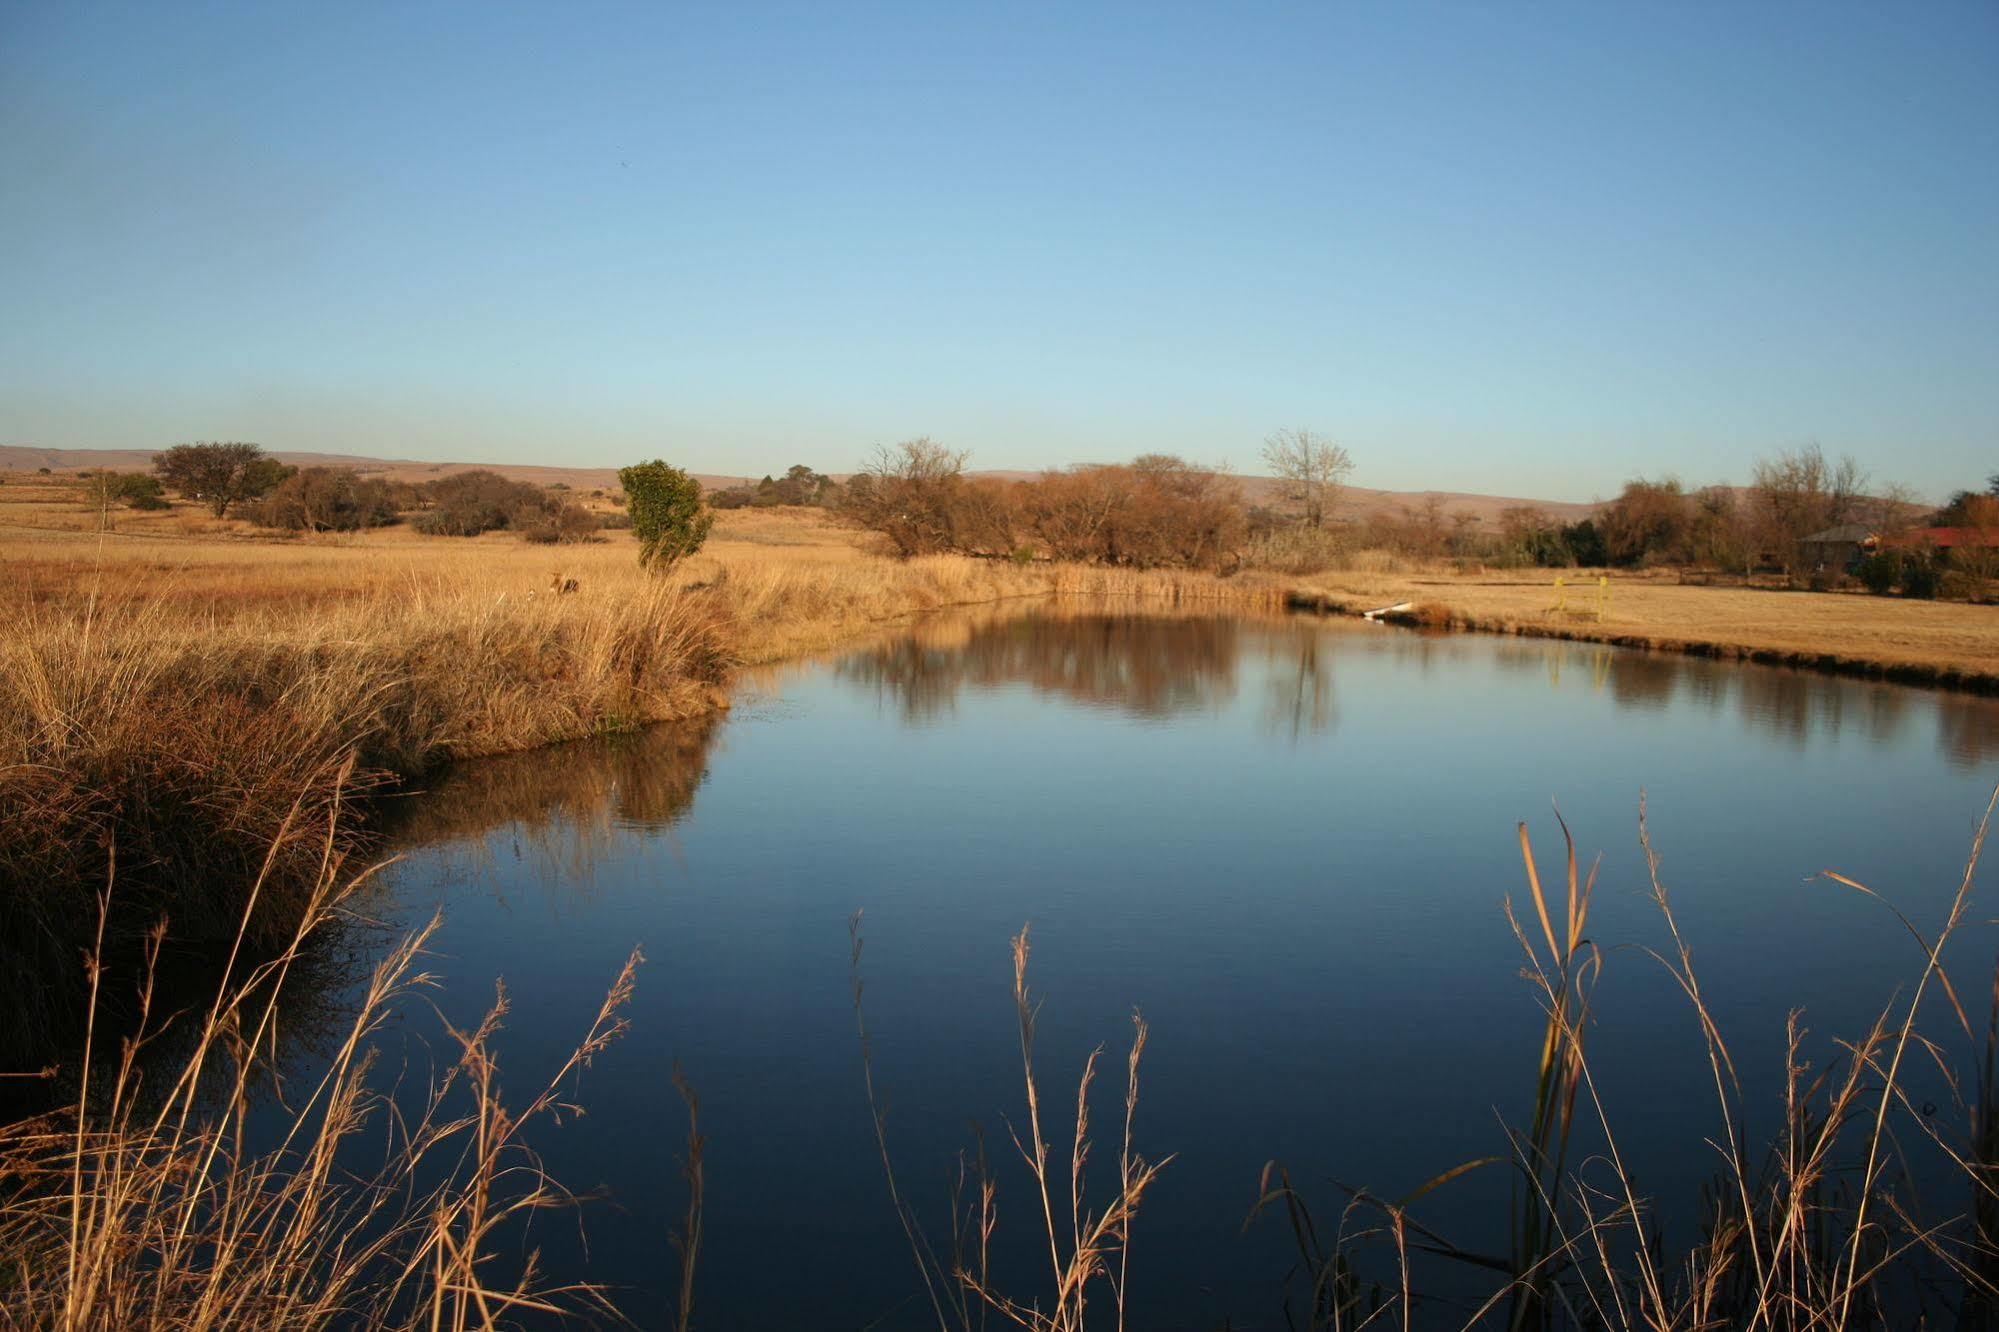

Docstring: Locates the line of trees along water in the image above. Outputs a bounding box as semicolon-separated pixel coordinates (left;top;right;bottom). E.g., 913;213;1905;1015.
68;438;1999;593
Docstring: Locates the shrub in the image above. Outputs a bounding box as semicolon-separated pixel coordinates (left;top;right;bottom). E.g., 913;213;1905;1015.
412;470;548;537
83;470;169;511
1856;551;1899;595
515;502;601;544
124;476;169;510
841;439;969;557
1902;550;1940;599
1018;456;1246;569
1939;570;1983;601
1598;477;1693;566
1561;519;1609;567
619;459;713;568
253;467;401;532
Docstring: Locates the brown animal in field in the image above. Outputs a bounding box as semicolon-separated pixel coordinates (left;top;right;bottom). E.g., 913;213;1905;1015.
550;573;579;595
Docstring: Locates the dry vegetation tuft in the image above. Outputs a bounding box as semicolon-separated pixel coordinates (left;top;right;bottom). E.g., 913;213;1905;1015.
0;822;694;1330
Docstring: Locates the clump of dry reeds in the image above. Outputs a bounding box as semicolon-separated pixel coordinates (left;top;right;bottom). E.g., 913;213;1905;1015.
0;572;731;1061
0;823;692;1330
1257;789;1999;1331
850;915;1169;1331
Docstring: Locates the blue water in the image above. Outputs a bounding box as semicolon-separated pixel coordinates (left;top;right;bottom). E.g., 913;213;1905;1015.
371;609;1999;1328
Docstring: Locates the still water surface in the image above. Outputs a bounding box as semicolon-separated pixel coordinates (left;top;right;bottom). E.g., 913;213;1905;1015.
372;609;1999;1327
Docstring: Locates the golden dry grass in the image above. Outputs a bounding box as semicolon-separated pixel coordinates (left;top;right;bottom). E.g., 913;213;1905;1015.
0;843;689;1330
1293;565;1999;688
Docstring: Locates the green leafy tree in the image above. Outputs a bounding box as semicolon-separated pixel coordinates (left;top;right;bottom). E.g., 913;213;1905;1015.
152;442;291;517
618;460;713;568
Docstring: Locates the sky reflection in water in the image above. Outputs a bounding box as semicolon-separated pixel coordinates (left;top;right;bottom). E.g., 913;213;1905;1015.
376;609;1999;1328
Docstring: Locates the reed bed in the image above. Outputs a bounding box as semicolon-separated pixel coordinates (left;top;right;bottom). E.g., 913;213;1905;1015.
0;571;730;1063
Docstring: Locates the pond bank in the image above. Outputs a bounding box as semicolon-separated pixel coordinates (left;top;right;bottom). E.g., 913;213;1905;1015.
1285;579;1999;695
0;548;1286;1065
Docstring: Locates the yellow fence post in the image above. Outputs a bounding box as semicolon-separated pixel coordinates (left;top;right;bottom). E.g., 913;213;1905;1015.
1548;574;1610;621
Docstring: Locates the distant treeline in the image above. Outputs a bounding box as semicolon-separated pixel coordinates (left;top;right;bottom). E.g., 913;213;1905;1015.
841;440;1248;570
1492;452;1998;597
707;464;838;509
76;443;626;544
68;439;1999;594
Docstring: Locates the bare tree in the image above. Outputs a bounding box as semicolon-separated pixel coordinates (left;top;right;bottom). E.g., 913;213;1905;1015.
842;437;972;557
1261;428;1353;529
1856;481;1923;534
1748;443;1869;575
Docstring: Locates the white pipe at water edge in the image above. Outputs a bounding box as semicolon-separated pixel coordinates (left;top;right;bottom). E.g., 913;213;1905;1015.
1362;601;1414;621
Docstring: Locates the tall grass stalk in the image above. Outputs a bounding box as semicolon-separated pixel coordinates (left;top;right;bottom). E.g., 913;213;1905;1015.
1257;790;1999;1331
850;916;1168;1331
0;821;681;1329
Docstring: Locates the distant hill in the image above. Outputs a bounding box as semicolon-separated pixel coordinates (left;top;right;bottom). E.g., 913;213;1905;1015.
962;470;1601;526
0;445;1602;526
0;445;744;496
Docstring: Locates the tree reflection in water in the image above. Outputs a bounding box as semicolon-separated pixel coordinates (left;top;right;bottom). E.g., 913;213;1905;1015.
837;606;1999;767
836;609;1249;723
1260;622;1338;742
382;710;725;902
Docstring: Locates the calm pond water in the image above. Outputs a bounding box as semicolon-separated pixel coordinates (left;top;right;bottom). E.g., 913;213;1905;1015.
366;607;1999;1328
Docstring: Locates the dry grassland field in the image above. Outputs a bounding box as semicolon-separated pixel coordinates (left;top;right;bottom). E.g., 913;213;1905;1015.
1293;564;1999;687
6;468;1995;688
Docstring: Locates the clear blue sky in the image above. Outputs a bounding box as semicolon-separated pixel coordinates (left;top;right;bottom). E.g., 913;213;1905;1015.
3;2;1993;500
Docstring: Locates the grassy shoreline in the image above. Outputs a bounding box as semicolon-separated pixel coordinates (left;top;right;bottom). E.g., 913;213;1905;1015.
0;512;1286;1061
5;504;1992;1053
1288;567;1999;694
